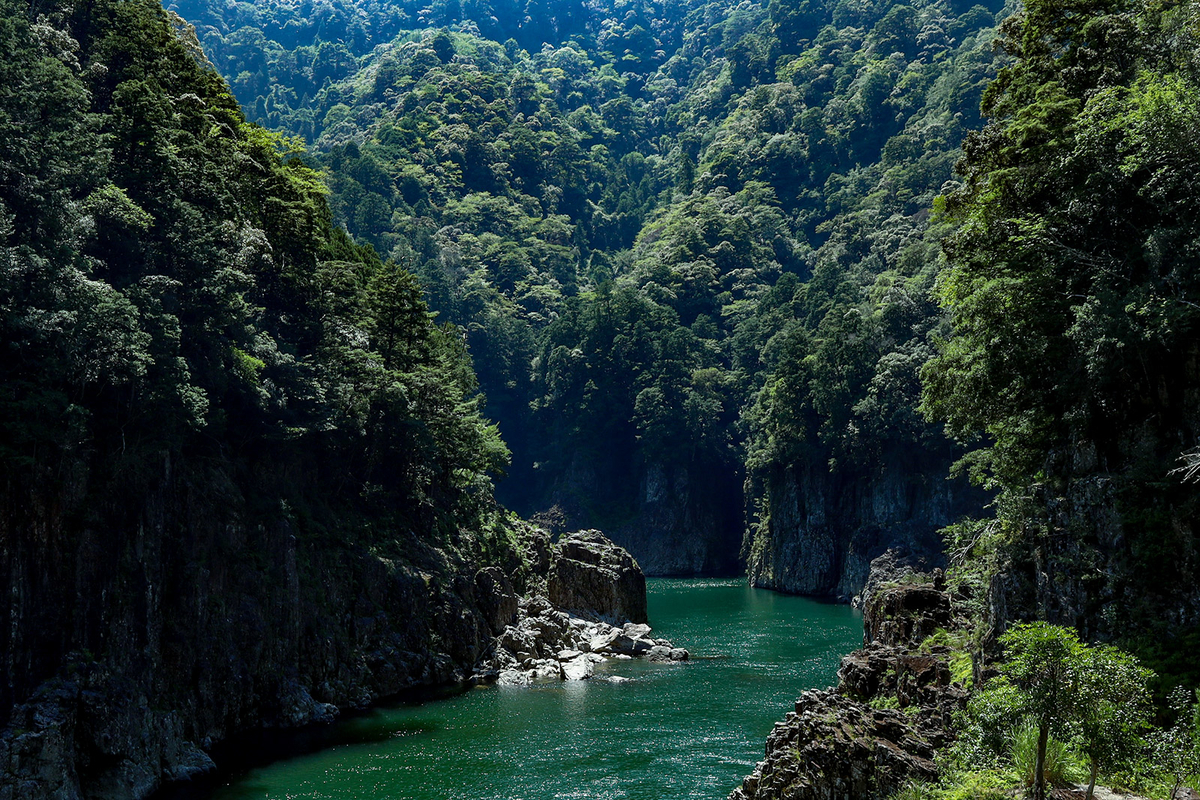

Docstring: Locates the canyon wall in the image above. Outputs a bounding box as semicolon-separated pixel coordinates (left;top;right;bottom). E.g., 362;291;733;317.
745;453;987;601
532;453;744;577
0;450;526;800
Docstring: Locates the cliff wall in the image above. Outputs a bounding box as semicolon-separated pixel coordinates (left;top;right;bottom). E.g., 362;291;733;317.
745;453;987;601
0;450;524;800
531;453;744;577
985;468;1200;645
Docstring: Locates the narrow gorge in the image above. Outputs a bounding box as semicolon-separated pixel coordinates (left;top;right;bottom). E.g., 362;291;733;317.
3;0;1199;795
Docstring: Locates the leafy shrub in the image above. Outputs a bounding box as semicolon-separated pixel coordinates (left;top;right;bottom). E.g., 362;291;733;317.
871;694;901;710
1010;724;1082;791
935;770;1012;800
918;628;975;688
892;780;936;800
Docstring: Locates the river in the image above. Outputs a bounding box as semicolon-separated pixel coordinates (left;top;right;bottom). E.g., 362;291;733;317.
205;578;861;800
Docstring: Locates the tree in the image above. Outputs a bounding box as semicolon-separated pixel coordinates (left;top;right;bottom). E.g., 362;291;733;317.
975;624;1155;800
993;623;1085;800
1152;687;1200;800
1075;645;1152;800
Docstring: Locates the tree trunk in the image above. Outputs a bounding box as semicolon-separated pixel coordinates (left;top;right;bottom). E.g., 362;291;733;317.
1035;724;1049;800
1086;758;1098;800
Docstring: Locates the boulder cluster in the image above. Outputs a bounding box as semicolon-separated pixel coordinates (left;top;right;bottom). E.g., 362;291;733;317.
489;596;688;684
480;529;689;684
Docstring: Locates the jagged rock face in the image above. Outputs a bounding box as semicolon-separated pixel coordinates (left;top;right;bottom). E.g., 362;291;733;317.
547;530;649;624
0;455;524;800
838;643;963;719
731;580;966;800
863;582;953;648
746;456;986;600
607;460;744;576
475;567;521;635
730;690;942;800
986;472;1200;643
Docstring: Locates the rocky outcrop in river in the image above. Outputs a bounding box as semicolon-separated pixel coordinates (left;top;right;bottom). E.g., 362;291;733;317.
548;530;648;624
490;603;687;684
730;577;966;800
487;530;687;684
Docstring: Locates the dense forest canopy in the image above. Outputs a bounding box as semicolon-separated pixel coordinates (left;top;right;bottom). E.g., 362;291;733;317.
167;0;1004;572
6;0;1193;629
0;0;509;539
168;0;1200;655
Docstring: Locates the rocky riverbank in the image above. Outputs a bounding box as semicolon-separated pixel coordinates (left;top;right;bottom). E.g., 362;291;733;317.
0;514;669;800
484;529;687;685
730;575;966;800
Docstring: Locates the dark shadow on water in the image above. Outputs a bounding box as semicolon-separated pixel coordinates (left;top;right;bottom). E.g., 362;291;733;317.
148;682;471;800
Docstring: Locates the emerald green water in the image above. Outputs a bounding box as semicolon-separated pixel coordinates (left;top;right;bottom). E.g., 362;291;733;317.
209;579;860;800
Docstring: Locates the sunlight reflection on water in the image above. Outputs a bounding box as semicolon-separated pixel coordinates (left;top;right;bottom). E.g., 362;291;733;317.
209;579;861;800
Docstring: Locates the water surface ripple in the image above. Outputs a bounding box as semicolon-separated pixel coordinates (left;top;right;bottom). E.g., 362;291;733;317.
211;578;861;800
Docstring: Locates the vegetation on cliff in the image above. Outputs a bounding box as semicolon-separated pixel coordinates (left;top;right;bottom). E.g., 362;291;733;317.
0;0;508;532
0;1;527;795
167;0;1004;574
888;618;1200;800
921;0;1200;667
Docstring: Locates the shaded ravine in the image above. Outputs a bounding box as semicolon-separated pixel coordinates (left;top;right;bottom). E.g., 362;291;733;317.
196;579;861;800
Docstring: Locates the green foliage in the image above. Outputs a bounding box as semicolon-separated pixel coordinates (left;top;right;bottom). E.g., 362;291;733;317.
892;780;937;800
1010;724;1082;791
1076;645;1154;798
931;771;1012;800
996;623;1083;734
918;628;975;688
937;517;1010;635
889;771;1014;800
0;0;507;546
1150;687;1200;800
920;0;1200;634
955;624;1155;800
870;693;901;710
170;0;1002;530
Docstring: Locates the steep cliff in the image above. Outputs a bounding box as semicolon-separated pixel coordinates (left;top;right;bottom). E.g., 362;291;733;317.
914;0;1200;659
0;454;526;800
745;453;987;601
0;0;523;796
985;466;1200;648
531;454;744;577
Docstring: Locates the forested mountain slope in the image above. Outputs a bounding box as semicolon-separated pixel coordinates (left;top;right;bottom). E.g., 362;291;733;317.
731;2;1200;795
171;0;1200;698
170;0;1000;582
0;0;524;795
923;0;1200;653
